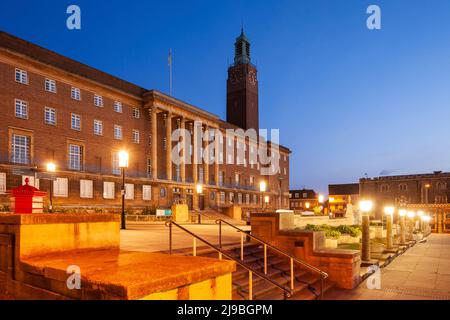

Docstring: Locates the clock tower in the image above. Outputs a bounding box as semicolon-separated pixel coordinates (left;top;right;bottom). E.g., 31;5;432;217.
226;29;259;132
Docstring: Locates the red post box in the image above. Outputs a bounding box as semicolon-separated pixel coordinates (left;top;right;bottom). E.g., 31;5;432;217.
9;177;47;214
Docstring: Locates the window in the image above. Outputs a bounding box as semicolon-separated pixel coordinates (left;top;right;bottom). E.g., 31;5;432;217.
103;181;115;199
380;184;390;192
80;179;93;198
114;101;122;113
45;79;56;93
437;182;447;190
220;192;225;204
199;167;204;183
303;193;307;198
229;192;234;202
133;108;140;118
71;114;81;131
399;183;408;192
15;99;28;119
53;178;68;197
15;68;28;84
146;158;152;177
44;107;56;125
0;173;5;194
160;187;166;198
68;144;83;171
249;176;254;186
132;130;140;144
245;194;250;204
125;183;134;200
112;153;120;175
22;175;39;189
11;134;30;164
284;167;287;175
235;173;240;185
71;87;81;100
237;193;243;204
114;125;122;140
94;94;103;107
142;185;152;200
219;171;224;186
94;120;103;135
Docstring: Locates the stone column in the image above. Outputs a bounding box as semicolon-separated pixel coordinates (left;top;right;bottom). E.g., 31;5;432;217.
204;125;209;186
399;215;406;245
386;213;393;249
361;215;371;262
192;121;198;184
214;128;220;187
151;107;158;180
165;112;172;181
180;118;186;183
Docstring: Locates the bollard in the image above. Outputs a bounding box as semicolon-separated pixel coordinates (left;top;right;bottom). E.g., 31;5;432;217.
399;215;406;245
386;213;393;249
362;215;371;261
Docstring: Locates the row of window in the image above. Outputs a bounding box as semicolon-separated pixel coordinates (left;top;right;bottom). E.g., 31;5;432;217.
14;100;140;143
380;182;448;192
15;68;141;117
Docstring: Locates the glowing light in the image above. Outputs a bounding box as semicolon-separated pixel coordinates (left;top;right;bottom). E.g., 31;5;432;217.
118;150;129;168
46;162;56;173
264;195;270;204
318;195;324;204
384;206;395;215
399;209;407;217
359;200;373;213
259;181;267;192
196;184;203;194
305;202;310;209
407;211;416;218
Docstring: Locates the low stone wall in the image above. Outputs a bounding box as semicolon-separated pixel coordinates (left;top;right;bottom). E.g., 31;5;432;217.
0;213;235;300
251;212;361;289
279;212;357;231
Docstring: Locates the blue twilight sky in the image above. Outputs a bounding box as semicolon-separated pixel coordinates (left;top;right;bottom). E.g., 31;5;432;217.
1;0;450;194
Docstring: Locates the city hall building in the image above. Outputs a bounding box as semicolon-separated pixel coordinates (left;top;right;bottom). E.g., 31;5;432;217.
0;30;291;212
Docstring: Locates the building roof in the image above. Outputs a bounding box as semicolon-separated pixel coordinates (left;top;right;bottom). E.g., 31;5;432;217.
360;171;450;182
328;183;359;195
290;189;317;199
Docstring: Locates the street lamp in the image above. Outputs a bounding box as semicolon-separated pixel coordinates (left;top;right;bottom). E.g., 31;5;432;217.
259;181;266;210
359;200;373;263
407;211;416;240
399;209;407;245
118;150;129;230
46;162;56;213
384;206;395;249
264;195;270;210
195;183;203;223
318;194;324;204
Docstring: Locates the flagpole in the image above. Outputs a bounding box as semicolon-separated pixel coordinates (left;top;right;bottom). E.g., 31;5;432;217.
169;49;173;96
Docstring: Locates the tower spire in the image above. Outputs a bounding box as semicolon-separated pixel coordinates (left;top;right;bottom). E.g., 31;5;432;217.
234;28;250;65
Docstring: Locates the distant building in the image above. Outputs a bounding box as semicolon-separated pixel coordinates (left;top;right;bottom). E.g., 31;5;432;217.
328;183;359;216
360;172;450;231
289;189;318;211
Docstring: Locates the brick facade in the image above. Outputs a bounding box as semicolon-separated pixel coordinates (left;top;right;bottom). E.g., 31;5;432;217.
0;31;290;212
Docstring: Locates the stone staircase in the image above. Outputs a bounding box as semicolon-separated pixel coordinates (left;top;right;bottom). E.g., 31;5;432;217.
198;243;334;300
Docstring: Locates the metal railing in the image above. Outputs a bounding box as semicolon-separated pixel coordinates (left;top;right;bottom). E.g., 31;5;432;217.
165;220;291;300
216;219;329;300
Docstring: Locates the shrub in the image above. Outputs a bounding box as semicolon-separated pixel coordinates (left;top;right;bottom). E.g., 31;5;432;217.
336;225;361;237
325;230;341;239
142;205;157;215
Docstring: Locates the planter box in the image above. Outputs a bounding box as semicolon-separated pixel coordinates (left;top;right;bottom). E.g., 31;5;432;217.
325;238;338;249
338;234;361;244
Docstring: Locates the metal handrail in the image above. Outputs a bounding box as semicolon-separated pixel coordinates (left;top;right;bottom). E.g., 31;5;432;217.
216;219;329;299
165;220;292;300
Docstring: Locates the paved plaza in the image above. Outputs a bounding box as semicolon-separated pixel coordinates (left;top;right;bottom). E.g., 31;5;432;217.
120;222;247;253
325;234;450;300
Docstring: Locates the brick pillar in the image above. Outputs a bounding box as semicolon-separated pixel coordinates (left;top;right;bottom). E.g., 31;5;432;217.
151;107;158;180
165;111;172;181
192;121;199;210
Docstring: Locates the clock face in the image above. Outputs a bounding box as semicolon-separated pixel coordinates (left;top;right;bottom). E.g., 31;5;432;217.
248;70;257;85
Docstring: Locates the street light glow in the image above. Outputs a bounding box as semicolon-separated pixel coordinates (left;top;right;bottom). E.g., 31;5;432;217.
407;211;416;218
118;150;129;168
46;162;56;173
259;181;267;192
399;209;407;217
264;195;270;204
318;194;324;204
196;184;203;194
359;200;373;213
417;211;424;217
384;206;395;215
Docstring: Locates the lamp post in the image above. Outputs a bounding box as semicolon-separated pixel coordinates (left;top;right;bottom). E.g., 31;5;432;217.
118;150;129;230
407;211;416;241
196;183;203;223
422;215;431;235
359;200;373;262
264;195;270;210
417;211;424;231
259;181;266;210
398;209;407;245
277;176;283;209
384;206;395;250
46;162;56;213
